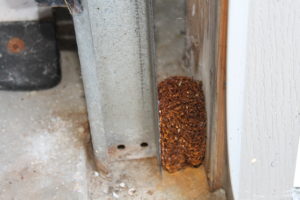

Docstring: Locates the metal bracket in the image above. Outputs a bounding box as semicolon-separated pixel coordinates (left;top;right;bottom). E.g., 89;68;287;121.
35;0;83;14
72;0;159;170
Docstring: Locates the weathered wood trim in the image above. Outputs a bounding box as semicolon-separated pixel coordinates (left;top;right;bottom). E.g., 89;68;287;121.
209;0;228;190
186;0;229;193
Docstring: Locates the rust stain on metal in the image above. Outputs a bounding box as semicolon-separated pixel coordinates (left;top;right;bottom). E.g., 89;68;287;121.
7;37;25;53
158;76;207;173
108;146;117;155
107;145;142;160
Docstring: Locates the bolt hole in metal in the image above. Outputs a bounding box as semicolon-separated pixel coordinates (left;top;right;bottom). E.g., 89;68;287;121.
117;143;148;150
117;144;126;150
140;142;148;147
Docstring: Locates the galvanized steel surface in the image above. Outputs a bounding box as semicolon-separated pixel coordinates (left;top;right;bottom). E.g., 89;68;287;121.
73;0;158;167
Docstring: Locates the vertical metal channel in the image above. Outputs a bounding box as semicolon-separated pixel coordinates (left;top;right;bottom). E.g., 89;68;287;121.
72;0;108;172
73;0;158;167
145;0;161;171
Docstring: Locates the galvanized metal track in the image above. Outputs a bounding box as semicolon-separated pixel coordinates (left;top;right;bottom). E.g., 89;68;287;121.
73;0;159;172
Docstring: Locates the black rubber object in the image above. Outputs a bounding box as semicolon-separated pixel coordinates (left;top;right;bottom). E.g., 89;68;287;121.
0;21;60;90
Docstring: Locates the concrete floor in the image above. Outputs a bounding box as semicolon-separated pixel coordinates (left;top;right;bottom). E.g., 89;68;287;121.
0;51;226;200
0;52;89;200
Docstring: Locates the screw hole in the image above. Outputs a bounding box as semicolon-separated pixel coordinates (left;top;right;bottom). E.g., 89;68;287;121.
140;142;148;147
117;144;126;150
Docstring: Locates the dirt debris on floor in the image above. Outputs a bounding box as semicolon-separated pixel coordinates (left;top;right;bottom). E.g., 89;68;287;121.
87;158;226;200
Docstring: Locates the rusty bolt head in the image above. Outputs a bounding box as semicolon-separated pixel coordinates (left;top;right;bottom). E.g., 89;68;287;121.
7;37;25;53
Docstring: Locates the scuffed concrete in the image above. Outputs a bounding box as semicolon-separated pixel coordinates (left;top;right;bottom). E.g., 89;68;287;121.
87;158;226;200
0;51;226;200
0;52;89;200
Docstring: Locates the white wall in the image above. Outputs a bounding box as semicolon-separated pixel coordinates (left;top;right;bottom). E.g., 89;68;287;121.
227;0;300;199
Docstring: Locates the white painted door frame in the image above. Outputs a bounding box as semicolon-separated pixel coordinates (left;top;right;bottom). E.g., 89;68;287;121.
227;0;300;199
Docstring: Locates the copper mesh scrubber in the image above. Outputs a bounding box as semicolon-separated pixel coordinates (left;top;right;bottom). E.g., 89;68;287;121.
158;76;207;173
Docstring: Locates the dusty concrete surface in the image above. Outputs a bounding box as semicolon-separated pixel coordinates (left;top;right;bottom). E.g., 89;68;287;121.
87;158;226;200
0;51;226;200
0;52;89;200
155;0;191;83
